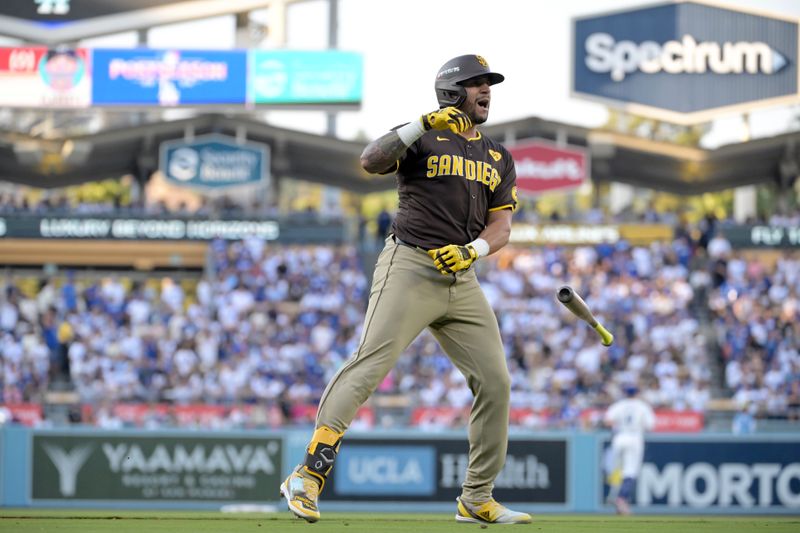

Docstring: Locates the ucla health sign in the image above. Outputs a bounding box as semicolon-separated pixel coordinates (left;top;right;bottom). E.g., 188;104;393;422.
159;134;269;189
92;48;246;106
573;1;799;123
326;438;566;503
249;50;362;105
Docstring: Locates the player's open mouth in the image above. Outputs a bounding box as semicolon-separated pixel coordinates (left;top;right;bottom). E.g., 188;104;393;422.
477;98;489;110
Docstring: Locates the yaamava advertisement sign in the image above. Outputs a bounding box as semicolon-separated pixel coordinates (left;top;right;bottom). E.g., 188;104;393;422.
32;434;282;502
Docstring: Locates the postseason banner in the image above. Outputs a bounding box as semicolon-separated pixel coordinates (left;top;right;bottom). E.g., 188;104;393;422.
92;48;247;106
0;47;91;108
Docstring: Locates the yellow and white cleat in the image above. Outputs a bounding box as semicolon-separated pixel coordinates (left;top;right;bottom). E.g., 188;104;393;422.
280;467;321;523
455;497;532;525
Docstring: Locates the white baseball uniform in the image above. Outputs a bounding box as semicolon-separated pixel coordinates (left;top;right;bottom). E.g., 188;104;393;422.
604;398;655;478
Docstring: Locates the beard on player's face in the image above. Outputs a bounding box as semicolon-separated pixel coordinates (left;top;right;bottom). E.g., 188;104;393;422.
460;99;489;125
459;84;491;125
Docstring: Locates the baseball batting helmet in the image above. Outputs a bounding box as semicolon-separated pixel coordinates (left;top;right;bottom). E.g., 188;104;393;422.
435;54;505;108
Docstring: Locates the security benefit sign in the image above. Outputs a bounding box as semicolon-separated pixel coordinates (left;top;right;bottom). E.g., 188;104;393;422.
326;438;566;503
159;134;269;189
573;2;799;123
0;47;91;108
508;140;588;195
249;50;363;106
602;439;800;510
92;48;247;106
32;434;282;502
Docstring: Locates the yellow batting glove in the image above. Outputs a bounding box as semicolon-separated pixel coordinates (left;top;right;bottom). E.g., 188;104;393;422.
427;244;478;275
421;107;473;134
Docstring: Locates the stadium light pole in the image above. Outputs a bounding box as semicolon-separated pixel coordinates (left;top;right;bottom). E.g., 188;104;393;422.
326;0;338;138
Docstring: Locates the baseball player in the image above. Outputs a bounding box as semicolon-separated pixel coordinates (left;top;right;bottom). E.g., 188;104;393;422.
280;54;529;525
603;386;656;515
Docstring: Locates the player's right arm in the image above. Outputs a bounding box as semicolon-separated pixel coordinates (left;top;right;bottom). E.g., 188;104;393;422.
360;107;472;174
360;131;410;174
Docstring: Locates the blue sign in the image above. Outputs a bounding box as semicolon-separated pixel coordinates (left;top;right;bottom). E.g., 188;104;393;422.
573;2;799;122
333;445;436;496
159;134;269;189
249;50;363;105
603;440;800;510
92;48;247;106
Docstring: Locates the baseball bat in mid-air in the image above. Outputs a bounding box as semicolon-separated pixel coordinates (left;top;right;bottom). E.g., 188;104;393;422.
556;286;614;346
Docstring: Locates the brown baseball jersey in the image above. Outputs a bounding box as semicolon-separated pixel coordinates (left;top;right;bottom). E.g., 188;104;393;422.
382;128;517;250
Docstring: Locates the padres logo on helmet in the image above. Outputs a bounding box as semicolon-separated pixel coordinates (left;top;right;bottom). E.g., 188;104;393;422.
476;55;488;67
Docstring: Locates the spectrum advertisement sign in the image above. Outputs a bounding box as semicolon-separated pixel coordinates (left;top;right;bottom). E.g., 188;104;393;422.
573;1;799;123
92;48;247;106
0;47;91;108
601;440;800;510
249;50;363;105
325;438;567;504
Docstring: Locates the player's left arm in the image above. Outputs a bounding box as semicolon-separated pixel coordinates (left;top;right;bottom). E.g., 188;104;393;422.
477;208;512;255
427;208;512;274
480;149;517;254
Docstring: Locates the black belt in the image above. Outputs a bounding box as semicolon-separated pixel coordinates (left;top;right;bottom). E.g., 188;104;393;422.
392;234;427;252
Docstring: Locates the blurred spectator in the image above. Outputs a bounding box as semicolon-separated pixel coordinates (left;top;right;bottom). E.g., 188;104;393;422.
376;207;392;245
732;403;757;434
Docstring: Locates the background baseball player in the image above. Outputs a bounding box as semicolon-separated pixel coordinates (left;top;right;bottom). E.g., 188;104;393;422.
280;54;529;525
603;386;656;515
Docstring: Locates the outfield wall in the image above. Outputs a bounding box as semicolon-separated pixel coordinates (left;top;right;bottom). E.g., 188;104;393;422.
2;426;798;514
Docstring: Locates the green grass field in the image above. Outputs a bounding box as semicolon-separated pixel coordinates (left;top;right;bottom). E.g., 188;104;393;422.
1;510;799;533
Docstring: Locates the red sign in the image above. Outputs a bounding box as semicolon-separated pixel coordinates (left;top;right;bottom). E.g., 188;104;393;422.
3;404;43;426
652;410;704;432
509;140;588;195
81;403;376;429
411;407;552;427
0;47;91;108
581;408;704;433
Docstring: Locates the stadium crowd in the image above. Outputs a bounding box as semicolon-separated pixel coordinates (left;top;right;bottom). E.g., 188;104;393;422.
707;236;800;420
4;220;797;429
